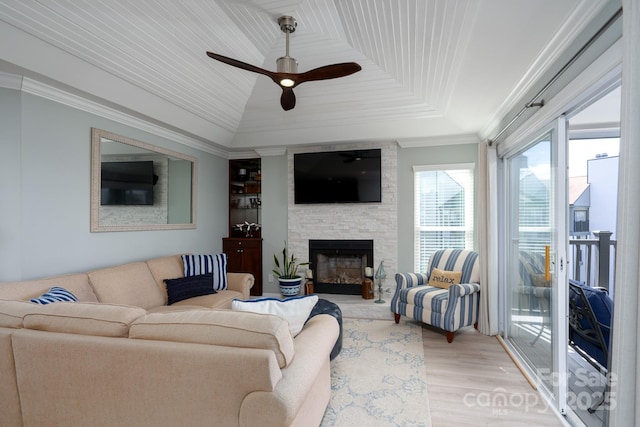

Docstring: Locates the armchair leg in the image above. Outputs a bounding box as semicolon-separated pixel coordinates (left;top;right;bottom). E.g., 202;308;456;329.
446;331;455;343
474;322;478;330
394;313;401;324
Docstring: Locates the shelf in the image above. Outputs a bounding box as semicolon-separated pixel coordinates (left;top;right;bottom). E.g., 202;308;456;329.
229;158;261;237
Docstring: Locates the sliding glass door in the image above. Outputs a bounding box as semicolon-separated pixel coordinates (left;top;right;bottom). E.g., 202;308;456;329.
505;118;568;413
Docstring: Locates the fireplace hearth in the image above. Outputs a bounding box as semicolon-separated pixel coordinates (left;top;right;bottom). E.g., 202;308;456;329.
309;239;373;295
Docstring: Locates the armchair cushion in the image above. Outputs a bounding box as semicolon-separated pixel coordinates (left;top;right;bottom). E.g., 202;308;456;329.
428;268;462;289
428;249;479;284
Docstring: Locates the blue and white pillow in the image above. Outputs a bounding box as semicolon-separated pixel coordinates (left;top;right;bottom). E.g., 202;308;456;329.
30;286;79;305
181;254;228;291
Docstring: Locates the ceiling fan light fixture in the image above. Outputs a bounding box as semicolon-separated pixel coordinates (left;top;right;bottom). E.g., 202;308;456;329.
277;55;297;87
279;78;295;88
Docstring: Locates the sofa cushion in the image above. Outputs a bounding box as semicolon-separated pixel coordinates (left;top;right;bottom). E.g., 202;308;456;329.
129;309;294;368
29;286;79;304
0;274;98;302
428;268;462;289
169;290;242;310
164;273;216;305
22;302;147;338
88;262;165;309
232;295;318;336
0;300;37;328
146;255;185;304
182;254;227;291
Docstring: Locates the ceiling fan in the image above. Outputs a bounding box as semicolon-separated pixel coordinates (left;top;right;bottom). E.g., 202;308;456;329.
206;16;361;111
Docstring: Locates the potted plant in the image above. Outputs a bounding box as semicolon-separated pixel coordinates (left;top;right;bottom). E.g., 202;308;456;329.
273;241;310;297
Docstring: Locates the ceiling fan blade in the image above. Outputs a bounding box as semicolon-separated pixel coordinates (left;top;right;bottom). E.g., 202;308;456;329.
280;88;296;111
297;62;361;83
206;51;276;80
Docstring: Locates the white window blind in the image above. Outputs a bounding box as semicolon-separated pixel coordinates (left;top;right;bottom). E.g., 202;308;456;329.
413;164;475;272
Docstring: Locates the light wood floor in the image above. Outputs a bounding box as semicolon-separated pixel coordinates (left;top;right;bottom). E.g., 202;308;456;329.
419;323;566;426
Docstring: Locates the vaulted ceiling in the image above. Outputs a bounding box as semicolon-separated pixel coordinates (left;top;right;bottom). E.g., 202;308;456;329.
0;0;607;154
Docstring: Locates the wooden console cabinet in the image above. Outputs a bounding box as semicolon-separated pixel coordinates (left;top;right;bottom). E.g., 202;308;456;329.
223;237;262;296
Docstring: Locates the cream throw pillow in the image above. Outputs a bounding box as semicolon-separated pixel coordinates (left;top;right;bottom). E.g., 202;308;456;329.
428;268;462;289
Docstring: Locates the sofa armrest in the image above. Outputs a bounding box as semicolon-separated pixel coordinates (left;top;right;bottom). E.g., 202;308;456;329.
227;273;255;299
239;314;339;427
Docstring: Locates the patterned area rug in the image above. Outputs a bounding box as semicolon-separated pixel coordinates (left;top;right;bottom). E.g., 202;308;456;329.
321;319;431;427
315;294;394;320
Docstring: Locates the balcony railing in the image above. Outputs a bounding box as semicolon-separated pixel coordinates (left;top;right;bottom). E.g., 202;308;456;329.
569;231;616;291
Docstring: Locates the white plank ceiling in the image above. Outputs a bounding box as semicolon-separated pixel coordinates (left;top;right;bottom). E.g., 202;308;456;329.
0;0;607;153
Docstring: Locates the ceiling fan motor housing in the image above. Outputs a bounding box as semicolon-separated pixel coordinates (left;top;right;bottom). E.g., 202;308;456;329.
277;56;298;74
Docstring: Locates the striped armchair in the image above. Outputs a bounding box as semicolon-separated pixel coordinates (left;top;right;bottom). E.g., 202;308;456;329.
391;249;480;343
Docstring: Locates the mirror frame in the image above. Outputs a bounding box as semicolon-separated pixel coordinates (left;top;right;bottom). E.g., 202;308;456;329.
91;128;197;232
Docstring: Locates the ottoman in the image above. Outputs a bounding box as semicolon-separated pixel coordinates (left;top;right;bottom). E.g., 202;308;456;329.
306;298;343;360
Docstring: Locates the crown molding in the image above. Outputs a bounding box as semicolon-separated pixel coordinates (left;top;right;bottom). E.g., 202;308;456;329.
226;147;287;159
255;147;287;157
0;72;23;90
396;133;479;148
7;73;228;158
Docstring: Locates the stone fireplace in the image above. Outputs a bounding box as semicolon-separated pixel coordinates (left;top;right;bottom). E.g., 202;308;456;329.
309;240;374;295
285;141;398;297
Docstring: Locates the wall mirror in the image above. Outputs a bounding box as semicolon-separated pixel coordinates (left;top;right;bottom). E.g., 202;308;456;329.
91;128;196;232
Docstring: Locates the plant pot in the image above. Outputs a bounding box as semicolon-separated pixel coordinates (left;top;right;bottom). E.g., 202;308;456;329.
278;277;303;297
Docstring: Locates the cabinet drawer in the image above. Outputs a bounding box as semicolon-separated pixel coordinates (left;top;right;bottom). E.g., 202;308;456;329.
223;238;261;250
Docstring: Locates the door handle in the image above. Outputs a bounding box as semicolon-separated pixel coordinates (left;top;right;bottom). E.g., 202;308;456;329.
545;245;551;281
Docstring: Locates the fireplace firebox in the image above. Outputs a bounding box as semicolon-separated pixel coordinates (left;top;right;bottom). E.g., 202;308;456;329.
309;240;374;295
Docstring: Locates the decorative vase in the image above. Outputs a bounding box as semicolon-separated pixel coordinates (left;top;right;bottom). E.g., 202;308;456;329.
278;277;303;297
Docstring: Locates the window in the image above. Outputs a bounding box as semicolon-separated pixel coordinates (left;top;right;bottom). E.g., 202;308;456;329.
572;208;589;233
413;164;475;271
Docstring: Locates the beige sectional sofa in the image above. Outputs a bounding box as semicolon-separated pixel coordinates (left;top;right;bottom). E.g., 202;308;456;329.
0;255;340;427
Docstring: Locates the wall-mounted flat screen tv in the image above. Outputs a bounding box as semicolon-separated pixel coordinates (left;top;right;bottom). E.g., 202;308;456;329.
294;149;382;204
101;161;155;205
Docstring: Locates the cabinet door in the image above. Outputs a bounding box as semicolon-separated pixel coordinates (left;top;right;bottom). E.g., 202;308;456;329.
223;238;262;296
229;159;261;238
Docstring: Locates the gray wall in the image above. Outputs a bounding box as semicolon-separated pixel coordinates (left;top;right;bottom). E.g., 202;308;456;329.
0;88;228;281
0;88;22;279
396;143;479;272
260;154;288;294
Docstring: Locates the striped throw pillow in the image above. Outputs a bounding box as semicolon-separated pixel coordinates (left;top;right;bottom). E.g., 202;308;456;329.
30;286;79;305
181;254;228;291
